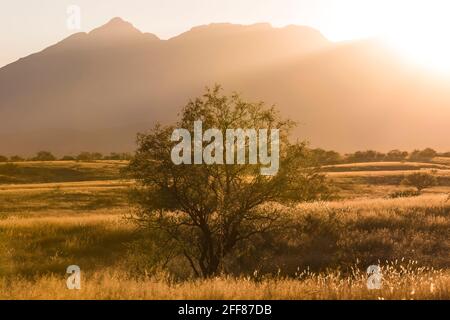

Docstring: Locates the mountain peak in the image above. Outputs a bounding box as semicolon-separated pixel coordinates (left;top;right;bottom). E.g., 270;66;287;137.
89;17;142;37
108;17;128;25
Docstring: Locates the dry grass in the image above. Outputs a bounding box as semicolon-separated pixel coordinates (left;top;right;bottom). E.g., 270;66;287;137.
8;160;128;168
328;169;450;178
1;263;448;300
327;164;450;199
0;161;449;300
297;193;449;211
0;212;124;227
324;161;450;172
0;160;125;184
432;157;450;166
0;180;132;192
0;193;448;296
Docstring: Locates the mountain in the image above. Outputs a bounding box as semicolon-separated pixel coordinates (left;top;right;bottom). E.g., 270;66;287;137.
0;17;449;155
230;40;450;151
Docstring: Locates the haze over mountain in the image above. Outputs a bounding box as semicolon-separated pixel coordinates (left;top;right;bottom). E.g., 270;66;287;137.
0;17;449;155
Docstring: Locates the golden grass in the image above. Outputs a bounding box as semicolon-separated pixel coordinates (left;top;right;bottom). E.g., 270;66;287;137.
0;180;132;192
0;160;126;185
327;169;450;178
1;161;449;300
1;264;448;300
297;193;449;211
8;160;128;168
325;161;450;170
0;212;125;227
432;157;450;166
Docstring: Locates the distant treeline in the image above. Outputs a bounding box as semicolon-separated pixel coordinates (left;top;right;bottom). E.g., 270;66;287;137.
308;147;447;165
0;148;448;164
0;151;132;162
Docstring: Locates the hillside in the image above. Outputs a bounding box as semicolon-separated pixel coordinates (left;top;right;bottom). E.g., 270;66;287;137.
1;17;450;154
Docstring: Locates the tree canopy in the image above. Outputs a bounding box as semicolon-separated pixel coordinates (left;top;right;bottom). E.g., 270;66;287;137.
127;86;332;277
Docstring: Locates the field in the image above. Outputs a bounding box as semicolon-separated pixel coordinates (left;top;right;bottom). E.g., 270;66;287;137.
0;160;449;299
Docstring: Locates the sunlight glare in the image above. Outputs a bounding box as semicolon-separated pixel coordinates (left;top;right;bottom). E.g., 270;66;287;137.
382;0;450;73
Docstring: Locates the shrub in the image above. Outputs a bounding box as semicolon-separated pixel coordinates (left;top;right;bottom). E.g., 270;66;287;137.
389;190;421;199
60;155;75;161
385;150;409;161
409;148;438;162
346;150;386;163
402;172;437;192
10;155;24;162
32;151;56;161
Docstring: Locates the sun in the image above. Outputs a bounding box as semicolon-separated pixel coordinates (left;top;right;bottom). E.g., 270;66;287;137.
386;18;450;73
382;0;450;73
386;28;450;74
304;0;450;74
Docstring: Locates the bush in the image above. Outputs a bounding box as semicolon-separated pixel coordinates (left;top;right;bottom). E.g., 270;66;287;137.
402;172;438;192
104;152;133;160
10;155;24;162
32;151;56;161
388;190;421;199
346;150;386;163
60;155;75;161
409;148;438;162
76;152;103;161
385;150;409;161
309;148;342;165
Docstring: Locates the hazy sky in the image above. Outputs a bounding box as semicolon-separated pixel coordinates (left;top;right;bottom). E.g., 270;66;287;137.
0;0;443;67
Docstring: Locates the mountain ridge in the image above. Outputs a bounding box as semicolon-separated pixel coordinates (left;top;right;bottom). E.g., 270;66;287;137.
1;17;449;155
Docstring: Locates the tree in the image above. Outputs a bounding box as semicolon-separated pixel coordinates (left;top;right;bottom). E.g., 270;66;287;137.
104;152;133;160
91;152;103;160
10;155;24;162
402;172;437;192
127;86;332;278
309;148;342;165
76;152;103;161
0;155;8;162
61;155;75;161
409;148;437;162
76;152;93;161
386;150;408;161
32;151;56;161
346;150;385;163
77;151;103;161
420;148;438;159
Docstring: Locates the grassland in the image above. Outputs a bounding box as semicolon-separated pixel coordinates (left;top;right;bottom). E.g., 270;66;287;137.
0;160;126;184
2;266;448;300
0;160;449;299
